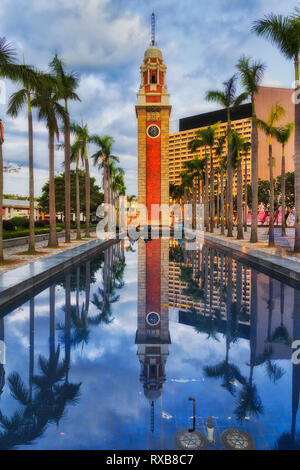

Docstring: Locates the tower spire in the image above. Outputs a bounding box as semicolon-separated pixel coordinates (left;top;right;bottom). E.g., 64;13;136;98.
151;11;156;46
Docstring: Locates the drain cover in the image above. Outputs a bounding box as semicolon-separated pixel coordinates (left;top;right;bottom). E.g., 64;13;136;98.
174;430;208;450
221;429;255;450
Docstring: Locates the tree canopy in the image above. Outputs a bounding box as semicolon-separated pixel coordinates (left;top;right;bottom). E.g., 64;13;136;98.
38;170;103;213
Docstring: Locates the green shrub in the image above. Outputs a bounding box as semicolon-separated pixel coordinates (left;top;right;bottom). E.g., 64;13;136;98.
3;226;63;240
9;216;30;228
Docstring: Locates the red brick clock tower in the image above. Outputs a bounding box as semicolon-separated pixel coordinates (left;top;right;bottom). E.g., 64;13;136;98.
136;14;171;226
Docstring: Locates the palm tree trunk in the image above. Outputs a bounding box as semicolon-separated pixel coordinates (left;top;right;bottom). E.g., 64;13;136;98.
85;147;90;237
220;168;225;235
0;142;3;262
269;141;275;247
65;273;71;381
64;102;71;243
204;151;209;231
244;155;248;232
192;180;196;229
227;119;233;237
49;284;55;359
216;176;219;228
237;157;243;239
28;94;35;253
210;147;215;232
250;97;258;243
29;298;34;400
85;260;91;316
48;131;58;248
76;159;81;240
294;58;300;251
281;144;287;237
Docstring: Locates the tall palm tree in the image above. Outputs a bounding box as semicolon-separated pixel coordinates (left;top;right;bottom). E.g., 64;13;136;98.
255;103;286;246
70;122;92;237
189;136;209;230
180;170;195;229
182;156;205;229
215;136;226;234
70;141;81;240
0;38;30;262
274;122;295;236
230;131;251;239
7;68;42;253
32;77;65;247
90;134;119;211
49;53;80;244
189;124;219;232
237;56;265;243
253;10;300;251
206;76;248;237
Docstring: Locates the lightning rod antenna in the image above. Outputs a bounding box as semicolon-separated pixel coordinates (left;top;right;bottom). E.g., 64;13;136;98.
151;12;156;46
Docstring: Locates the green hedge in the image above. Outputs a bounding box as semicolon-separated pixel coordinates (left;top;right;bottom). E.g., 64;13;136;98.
3;227;63;240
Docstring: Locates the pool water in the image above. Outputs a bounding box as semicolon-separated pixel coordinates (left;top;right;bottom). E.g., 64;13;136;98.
0;237;299;450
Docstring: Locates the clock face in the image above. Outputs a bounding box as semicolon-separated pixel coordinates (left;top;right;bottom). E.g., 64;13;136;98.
146;311;160;326
147;124;160;138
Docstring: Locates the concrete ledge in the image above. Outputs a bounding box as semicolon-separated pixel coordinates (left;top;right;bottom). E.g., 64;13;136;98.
204;233;300;286
0;236;116;312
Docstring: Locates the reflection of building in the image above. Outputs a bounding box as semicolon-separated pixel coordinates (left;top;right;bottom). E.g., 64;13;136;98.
136;238;170;430
169;242;250;324
136;13;171;225
168;242;293;361
169;87;294;193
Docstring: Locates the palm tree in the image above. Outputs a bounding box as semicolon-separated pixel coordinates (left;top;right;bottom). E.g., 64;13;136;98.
237;56;265;243
70;139;83;240
253;10;300;251
49;53;80;244
0;38;29;262
255;103;285;246
70;122;92;237
90;134;118;205
182;156;205;229
189;124;219;232
206;76;248;237
215;136;226;234
230;131;251;239
274;122;295;236
189;136;209;231
32;77;66;248
7;67;42;253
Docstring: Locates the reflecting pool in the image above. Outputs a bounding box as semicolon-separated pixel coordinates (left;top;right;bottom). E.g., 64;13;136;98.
0;237;299;450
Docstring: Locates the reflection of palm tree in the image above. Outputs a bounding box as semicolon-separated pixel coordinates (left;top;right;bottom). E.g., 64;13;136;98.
0;347;81;449
274;288;300;449
271;283;292;346
91;287;119;325
204;259;246;395
0;316;4;396
29;299;34;400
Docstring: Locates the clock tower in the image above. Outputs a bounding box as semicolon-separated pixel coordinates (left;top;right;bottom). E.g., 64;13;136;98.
136;13;171;226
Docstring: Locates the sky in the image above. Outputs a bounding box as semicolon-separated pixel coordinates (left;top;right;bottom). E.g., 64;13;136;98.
0;0;299;197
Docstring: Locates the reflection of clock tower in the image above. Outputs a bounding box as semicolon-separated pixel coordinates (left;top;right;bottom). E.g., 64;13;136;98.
136;237;170;430
136;13;171;226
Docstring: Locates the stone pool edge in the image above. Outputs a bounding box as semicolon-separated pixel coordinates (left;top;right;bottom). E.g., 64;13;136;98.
203;232;300;284
0;237;117;311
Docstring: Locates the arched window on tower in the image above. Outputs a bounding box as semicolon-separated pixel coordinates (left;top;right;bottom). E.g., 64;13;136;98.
151;72;156;84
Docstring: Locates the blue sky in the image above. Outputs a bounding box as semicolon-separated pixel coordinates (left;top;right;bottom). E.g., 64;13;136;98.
0;0;299;196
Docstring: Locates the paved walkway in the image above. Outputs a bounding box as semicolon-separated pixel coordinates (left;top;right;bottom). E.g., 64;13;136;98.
203;226;300;283
0;231;97;275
